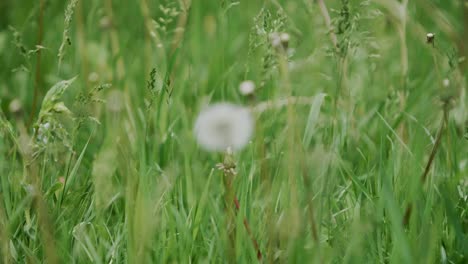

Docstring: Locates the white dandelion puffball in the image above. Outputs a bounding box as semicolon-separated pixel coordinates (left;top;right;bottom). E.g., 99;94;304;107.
239;80;255;96
194;103;254;152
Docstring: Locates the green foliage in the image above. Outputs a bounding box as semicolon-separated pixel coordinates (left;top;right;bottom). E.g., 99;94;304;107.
0;0;466;263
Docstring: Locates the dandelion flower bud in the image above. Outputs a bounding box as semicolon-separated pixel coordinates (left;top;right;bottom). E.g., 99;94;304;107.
239;80;255;96
194;103;254;152
8;99;22;114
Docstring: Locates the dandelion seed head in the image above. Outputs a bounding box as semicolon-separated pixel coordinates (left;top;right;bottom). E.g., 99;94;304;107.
239;80;255;96
194;103;254;152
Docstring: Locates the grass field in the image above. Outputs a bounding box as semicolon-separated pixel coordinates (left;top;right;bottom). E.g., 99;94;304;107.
0;0;467;263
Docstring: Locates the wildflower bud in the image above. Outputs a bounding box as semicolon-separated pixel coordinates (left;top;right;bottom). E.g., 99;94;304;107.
442;78;450;88
426;33;435;45
99;16;112;30
25;184;38;197
269;32;282;49
280;32;290;49
239;80;255;96
42;122;51;130
8;99;22;115
53;102;72;115
269;32;290;51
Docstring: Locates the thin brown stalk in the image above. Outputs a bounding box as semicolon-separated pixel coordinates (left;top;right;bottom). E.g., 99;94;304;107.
233;197;262;261
396;0;409;146
220;151;262;261
15;114;60;263
24;156;59;264
403;109;447;226
28;0;45;127
420;111;447;183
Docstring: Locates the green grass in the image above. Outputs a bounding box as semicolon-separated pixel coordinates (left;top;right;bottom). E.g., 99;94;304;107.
0;0;467;263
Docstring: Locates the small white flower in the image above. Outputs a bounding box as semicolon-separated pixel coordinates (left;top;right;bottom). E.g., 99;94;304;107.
269;32;290;50
8;99;22;114
426;33;435;44
269;32;282;48
239;80;255;96
442;78;450;87
280;32;290;43
37;122;51;144
194;103;254;152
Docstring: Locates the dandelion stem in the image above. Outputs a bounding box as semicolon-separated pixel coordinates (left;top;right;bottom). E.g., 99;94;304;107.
223;170;236;261
220;149;262;261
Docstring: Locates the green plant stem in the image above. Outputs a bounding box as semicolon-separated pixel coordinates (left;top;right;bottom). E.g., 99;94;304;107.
223;171;236;262
28;0;45;128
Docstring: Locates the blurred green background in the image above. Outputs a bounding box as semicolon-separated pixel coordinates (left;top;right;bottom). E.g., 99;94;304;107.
0;0;466;263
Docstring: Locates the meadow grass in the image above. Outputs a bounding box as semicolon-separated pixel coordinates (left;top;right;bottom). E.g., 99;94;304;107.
0;0;467;263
